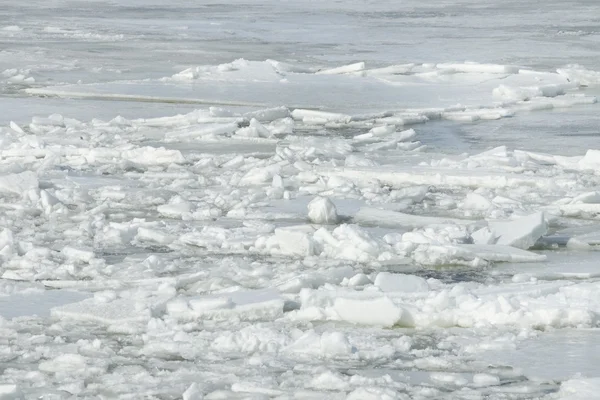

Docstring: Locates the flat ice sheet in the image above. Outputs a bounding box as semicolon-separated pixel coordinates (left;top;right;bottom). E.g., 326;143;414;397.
0;290;89;319
483;329;600;381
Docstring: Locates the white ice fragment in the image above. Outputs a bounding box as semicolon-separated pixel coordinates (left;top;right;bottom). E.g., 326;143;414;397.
62;246;94;263
559;377;600;400
40;190;61;210
168;289;283;321
39;353;86;373
291;109;351;124
471;227;498;245
52;298;151;325
320;331;353;356
566;238;591;250
557;65;600;86
430;372;468;386
570;191;600;204
182;383;203;400
31;115;63;126
272;174;284;188
0;171;38;196
345;154;378;167
165;122;238;140
436;62;519;74
493;83;575;101
473;373;500;386
333;297;404;327
316;62;365;75
239;165;280;185
9;121;24;134
374;272;429;293
243;106;290;122
8;74;34;84
230;383;283;397
393;128;418;142
320;224;384;262
355;207;474;229
142;255;164;272
579;149;600;170
157;201;192;219
267;117;294;135
363;138;406;152
209;107;236;117
364;63;414;75
347;387;400;400
235;118;271;138
307;196;338;224
463;192;492;211
390;185;428;203
171;67;198;80
0;384;22;400
188;297;234;312
454;244;546;262
347;273;372;287
204;390;234;399
136;227;175;245
488;212;547;249
368;125;396;136
313;226;340;248
121;147;185;165
266;59;313;73
2;25;22;32
274;227;315;257
165;297;190;315
0;229;14;259
308;370;348;390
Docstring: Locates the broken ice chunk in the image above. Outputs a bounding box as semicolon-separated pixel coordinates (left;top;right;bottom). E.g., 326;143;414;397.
307;196;338;224
488;212;547;249
374;272;429;293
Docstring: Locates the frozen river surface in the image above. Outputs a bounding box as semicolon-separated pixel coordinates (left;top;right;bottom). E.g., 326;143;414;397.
1;1;600;399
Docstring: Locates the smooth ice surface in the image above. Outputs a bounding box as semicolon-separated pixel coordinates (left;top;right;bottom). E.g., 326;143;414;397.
0;290;88;319
484;329;600;381
2;0;600;398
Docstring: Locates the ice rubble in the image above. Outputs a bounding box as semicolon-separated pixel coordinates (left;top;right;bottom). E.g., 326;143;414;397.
289;277;599;329
0;101;595;279
3;59;600;398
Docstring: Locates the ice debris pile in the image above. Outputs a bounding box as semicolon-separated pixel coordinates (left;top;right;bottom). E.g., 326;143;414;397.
2;61;600;398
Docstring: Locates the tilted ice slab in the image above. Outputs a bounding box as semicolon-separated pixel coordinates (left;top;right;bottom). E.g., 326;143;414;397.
482;212;548;250
23;60;597;116
452;244;546;263
355;207;477;229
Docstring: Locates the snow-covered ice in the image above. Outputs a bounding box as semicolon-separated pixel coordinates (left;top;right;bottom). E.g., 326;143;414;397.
2;0;600;398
